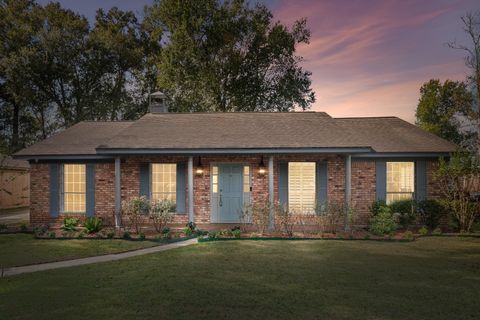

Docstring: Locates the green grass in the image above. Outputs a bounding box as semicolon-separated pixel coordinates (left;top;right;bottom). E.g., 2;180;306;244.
0;234;157;267
1;237;480;320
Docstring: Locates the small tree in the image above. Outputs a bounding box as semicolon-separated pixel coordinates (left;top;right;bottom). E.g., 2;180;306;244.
434;152;480;232
274;204;295;237
251;199;271;234
149;199;175;233
122;196;150;234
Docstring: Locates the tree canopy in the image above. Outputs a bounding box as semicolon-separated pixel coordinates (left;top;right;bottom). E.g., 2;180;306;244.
415;79;476;149
0;0;315;155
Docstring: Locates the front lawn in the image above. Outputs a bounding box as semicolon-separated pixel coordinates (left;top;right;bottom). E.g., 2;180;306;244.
0;234;158;268
1;237;479;320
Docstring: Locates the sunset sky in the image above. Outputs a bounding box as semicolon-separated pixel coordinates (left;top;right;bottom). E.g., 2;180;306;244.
38;0;479;122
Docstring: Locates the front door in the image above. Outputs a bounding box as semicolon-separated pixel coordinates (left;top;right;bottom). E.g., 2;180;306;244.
218;164;243;223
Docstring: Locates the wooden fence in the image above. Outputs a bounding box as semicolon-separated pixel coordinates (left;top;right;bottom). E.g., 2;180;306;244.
0;159;30;210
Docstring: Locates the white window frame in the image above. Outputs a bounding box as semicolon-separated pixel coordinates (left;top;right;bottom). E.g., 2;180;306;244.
60;163;86;214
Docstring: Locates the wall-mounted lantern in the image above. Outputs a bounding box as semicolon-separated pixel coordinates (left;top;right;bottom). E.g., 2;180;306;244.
195;156;204;176
258;155;266;176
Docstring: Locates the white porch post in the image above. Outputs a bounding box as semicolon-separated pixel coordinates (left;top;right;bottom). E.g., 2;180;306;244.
114;157;121;228
188;156;194;223
345;154;352;231
268;155;274;231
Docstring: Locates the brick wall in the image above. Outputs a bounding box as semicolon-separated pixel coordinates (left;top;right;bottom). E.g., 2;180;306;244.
29;156;444;229
30;163;50;226
351;160;376;225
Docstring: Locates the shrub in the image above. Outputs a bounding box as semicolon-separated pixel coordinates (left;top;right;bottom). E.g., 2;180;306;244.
369;206;397;236
239;204;253;232
83;217;103;234
49;232;56;238
315;201;346;234
139;233;146;241
403;230;414;241
184;227;193;236
122;231;131;240
274;203;295;236
434;152;480;232
122;196;150;234
418;226;429;236
370;200;387;216
0;224;7;232
208;230;220;239
232;229;241;238
77;231;85;239
107;231;115;239
62;217;79;231
389;199;416;229
20;223;28;232
34;224;48;236
162;228;171;239
251;200;271;234
417;199;446;230
432;227;442;235
149;199;175;232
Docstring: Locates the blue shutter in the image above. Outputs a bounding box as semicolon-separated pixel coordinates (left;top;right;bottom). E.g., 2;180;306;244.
376;160;387;201
49;163;59;217
317;161;328;208
86;163;95;217
176;162;187;214
278;162;288;207
415;160;427;200
139;163;150;199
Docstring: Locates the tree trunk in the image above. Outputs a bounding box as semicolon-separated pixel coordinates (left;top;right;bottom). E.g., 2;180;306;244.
11;101;19;152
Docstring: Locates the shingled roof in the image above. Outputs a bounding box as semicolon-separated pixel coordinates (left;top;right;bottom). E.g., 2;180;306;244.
14;112;456;159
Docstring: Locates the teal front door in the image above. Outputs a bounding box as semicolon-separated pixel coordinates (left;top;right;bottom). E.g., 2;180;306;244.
218;164;243;223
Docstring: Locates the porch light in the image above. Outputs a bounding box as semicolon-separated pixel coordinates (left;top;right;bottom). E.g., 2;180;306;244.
195;156;204;176
258;156;266;176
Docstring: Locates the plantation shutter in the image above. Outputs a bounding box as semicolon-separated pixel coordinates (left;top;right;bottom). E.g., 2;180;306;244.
415;160;427;200
139;163;150;199
376;160;387;201
278;162;288;207
176;162;187;214
316;161;328;208
49;163;60;217
85;163;95;217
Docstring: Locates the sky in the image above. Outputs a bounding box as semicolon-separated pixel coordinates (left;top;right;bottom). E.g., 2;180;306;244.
37;0;479;122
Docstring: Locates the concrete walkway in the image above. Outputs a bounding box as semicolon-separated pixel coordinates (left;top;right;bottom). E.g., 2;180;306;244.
1;237;198;278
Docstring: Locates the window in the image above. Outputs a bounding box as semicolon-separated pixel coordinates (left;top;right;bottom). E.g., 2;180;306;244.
62;164;86;213
151;164;176;201
212;165;218;193
243;165;250;193
288;162;316;213
386;162;414;204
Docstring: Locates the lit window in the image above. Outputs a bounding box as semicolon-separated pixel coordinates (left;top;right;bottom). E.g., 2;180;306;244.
243;165;250;193
288;162;316;213
386;162;414;204
151;164;176;202
212;165;218;193
62;164;86;213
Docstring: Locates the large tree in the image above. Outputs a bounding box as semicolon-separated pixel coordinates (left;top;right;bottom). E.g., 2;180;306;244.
415;79;475;149
149;0;315;112
0;0;161;154
448;11;480;152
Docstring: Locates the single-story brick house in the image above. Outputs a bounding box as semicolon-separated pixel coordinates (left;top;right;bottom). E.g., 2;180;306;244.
14;95;456;229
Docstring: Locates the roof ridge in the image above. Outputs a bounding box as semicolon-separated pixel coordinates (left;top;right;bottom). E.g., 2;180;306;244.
334;116;399;119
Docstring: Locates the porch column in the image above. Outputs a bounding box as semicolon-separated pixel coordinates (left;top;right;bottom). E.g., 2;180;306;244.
114;157;121;228
188;156;194;223
268;155;275;231
345;154;352;231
